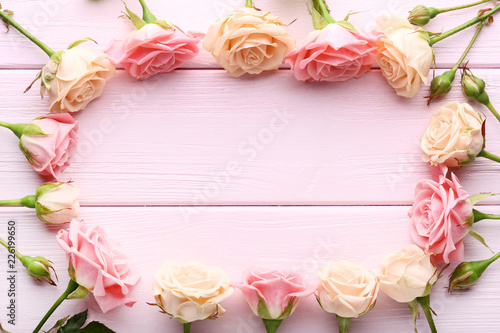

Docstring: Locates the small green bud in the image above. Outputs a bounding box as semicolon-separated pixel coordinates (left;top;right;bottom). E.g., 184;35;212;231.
19;255;57;285
427;69;456;103
461;69;490;105
408;6;440;26
449;253;500;290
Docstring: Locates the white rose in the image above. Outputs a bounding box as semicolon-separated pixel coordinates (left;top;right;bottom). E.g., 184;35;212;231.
203;7;295;77
375;245;437;303
422;102;484;166
317;261;379;318
35;182;80;224
376;14;433;97
42;46;115;112
152;261;234;323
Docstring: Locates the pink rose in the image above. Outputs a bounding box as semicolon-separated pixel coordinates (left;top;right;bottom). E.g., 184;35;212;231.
56;219;140;313
286;23;377;82
106;23;200;80
236;270;315;320
409;165;473;264
19;114;78;179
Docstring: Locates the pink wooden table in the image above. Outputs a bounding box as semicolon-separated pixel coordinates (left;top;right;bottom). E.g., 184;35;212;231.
1;0;500;332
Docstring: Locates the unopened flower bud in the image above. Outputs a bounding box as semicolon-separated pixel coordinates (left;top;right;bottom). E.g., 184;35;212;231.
427;69;456;103
35;182;80;224
19;255;57;285
461;69;490;105
449;252;500;290
408;6;439;26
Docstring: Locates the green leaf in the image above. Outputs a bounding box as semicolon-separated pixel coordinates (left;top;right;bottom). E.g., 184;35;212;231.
67;37;96;49
470;192;498;205
43;315;70;333
58;310;87;332
469;230;494;253
80;321;116;333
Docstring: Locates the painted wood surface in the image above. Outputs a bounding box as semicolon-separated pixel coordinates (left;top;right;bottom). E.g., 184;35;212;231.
0;0;500;332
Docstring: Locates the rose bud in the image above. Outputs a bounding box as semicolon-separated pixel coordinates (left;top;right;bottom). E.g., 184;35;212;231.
427;69;456;104
461;68;490;105
449;252;500;290
152;261;233;332
317;261;379;333
421;102;484;167
35;182;80;224
376;14;434;97
408;6;439;26
0;238;57;285
236;269;315;333
106;1;200;80
375;245;438;333
0;114;78;179
0;181;79;225
204;6;295;77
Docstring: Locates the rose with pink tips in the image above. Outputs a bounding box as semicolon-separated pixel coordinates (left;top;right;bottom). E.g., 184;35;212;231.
236;269;316;333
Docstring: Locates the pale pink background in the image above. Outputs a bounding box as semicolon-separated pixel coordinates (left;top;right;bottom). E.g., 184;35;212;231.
1;0;500;332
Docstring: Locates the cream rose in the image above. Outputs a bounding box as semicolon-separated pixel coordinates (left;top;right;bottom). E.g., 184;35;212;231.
35;182;80;224
317;261;379;318
41;45;116;113
375;245;437;303
152;261;234;323
422;102;484;167
376;14;433;97
203;7;295;77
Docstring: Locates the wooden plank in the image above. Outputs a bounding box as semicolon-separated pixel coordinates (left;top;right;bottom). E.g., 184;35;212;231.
0;0;499;69
0;205;499;332
1;69;500;206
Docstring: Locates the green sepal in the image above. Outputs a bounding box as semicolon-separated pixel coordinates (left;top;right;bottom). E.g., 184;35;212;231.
470;192;498;205
49;50;64;64
417;28;431;43
262;319;282;333
19;140;39;166
23;122;50;137
67;37;96;49
468;229;493;252
308;5;329;30
36;182;64;198
152;20;173;30
257;294;272;319
24;70;42;93
121;1;146;30
336;20;356;31
407;299;419;333
67;284;89;300
336;315;352;333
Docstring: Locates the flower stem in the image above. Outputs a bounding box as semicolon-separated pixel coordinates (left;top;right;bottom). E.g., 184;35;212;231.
32;279;79;333
0;11;54;57
439;0;493;13
138;0;157;23
0;238;25;262
262;319;283;333
452;22;485;72
429;5;500;46
183;322;191;333
484;101;500;123
416;295;437;333
336;315;352;333
478;149;500;163
313;0;336;24
0;121;27;139
473;209;500;222
0;195;36;208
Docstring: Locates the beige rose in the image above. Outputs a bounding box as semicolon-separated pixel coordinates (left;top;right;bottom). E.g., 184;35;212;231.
41;46;115;112
376;14;433;97
152;261;234;323
203;7;295;77
36;182;80;224
317;261;379;318
375;245;437;303
422;102;484;167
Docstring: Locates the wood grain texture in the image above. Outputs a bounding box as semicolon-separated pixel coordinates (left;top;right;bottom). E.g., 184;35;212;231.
0;0;499;69
0;206;499;332
1;69;500;206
